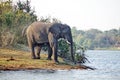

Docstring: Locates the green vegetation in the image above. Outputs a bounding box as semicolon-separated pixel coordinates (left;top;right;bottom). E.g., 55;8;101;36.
58;39;89;64
72;27;120;50
0;0;37;47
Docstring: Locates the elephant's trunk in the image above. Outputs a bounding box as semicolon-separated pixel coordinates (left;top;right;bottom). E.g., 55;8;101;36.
65;33;75;63
70;40;75;63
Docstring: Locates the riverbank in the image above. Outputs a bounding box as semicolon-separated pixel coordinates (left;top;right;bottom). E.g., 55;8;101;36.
0;48;92;71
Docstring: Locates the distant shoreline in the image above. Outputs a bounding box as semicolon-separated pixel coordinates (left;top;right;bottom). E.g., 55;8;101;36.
93;48;120;50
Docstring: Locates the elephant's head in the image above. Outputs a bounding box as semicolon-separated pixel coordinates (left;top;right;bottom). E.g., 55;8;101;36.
48;23;75;62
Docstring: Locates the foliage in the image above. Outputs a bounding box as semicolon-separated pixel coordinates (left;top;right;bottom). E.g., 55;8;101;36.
58;39;69;59
39;16;61;23
75;47;89;64
0;0;37;47
58;39;89;64
72;28;120;50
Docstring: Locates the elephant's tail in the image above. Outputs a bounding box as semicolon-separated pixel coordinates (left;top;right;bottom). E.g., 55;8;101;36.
22;26;28;37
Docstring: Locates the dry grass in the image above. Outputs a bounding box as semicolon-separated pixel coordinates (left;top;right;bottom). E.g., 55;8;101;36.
0;48;89;70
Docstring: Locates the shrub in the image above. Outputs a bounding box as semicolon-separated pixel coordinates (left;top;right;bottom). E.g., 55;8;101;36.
0;29;15;47
58;39;89;64
75;47;89;64
0;0;37;47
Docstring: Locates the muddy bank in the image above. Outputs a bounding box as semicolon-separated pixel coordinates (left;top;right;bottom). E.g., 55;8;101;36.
0;64;94;71
0;48;94;71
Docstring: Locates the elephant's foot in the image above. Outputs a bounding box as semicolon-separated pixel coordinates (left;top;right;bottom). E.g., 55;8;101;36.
55;60;59;64
32;57;40;59
47;57;52;60
36;56;40;59
73;61;76;64
32;56;36;59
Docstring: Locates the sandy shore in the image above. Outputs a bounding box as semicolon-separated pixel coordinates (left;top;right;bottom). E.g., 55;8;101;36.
0;48;94;71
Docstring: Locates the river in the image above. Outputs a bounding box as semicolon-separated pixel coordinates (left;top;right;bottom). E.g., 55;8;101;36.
0;50;120;80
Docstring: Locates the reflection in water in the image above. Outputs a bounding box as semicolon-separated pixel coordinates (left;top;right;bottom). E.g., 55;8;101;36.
0;50;120;80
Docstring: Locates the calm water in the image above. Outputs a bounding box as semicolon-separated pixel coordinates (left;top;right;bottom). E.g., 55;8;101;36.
0;50;120;80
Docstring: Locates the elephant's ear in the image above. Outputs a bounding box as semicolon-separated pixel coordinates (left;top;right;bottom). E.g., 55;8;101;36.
61;24;71;34
49;23;62;38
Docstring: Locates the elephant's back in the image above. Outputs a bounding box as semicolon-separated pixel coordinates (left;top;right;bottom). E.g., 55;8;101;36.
28;21;50;30
26;22;52;43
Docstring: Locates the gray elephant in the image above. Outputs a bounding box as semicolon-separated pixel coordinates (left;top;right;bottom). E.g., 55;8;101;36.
23;21;74;63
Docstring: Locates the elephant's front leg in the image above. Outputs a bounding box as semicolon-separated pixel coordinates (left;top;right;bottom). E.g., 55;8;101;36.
52;40;59;63
48;32;59;63
47;44;52;60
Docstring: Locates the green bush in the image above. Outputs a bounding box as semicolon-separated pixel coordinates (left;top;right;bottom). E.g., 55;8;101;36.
0;0;37;47
75;47;89;64
58;39;70;59
58;39;89;64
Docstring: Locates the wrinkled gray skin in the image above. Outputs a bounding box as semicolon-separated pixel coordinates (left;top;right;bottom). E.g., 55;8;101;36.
24;21;74;63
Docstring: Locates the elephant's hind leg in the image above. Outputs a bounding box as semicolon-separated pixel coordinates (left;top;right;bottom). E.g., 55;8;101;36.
27;35;36;59
31;45;36;59
28;42;36;59
35;46;41;59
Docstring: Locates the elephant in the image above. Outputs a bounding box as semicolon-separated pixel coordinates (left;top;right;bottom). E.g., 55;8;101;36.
23;21;75;63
